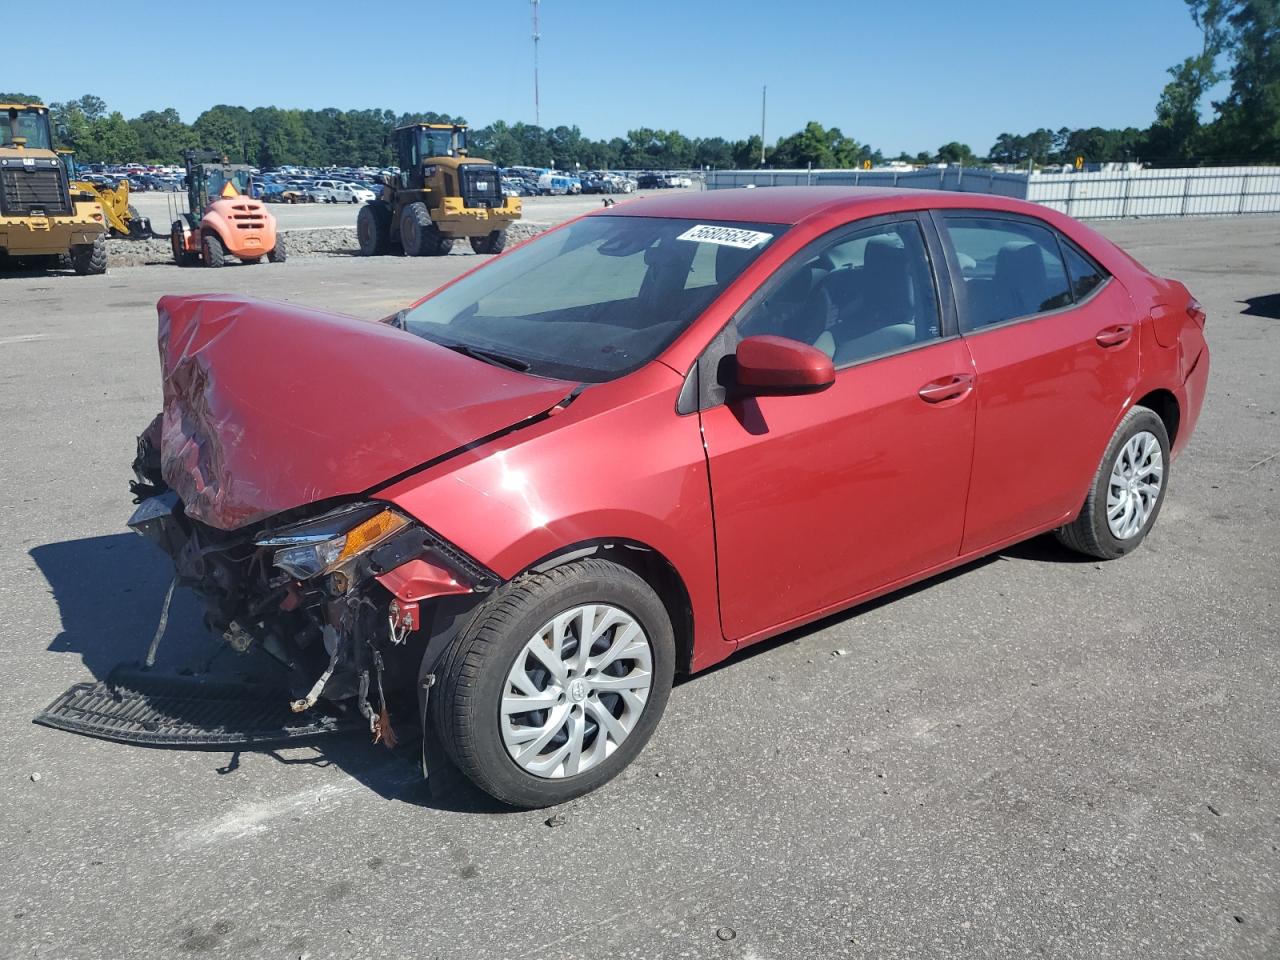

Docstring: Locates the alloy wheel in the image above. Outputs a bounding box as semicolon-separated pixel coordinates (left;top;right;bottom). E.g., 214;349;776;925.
500;604;653;779
1107;430;1163;539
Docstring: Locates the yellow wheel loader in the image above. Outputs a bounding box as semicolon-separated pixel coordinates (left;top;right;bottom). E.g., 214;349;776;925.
0;104;107;274
59;151;155;240
357;122;521;257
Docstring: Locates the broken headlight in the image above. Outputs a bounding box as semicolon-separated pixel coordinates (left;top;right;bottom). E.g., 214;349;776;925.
255;503;411;580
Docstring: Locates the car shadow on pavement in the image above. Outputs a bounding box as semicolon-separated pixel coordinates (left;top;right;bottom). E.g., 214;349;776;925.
1239;293;1280;319
30;532;508;816
32;532;210;676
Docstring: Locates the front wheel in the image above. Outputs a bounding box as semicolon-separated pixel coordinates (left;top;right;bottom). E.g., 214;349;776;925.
469;230;507;255
1056;405;1170;559
70;234;107;275
431;559;675;808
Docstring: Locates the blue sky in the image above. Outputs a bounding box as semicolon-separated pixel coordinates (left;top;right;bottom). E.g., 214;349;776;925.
8;0;1210;156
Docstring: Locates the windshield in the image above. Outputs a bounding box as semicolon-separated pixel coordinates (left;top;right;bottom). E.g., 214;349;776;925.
3;107;53;150
403;215;783;381
421;127;464;158
206;168;252;197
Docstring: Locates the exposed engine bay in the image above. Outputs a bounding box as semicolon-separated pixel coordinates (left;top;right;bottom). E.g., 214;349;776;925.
127;415;495;747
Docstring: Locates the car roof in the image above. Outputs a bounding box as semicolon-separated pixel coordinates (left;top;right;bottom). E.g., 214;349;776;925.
599;185;1046;227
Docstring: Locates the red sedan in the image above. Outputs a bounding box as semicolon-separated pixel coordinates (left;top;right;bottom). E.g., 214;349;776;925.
128;187;1209;807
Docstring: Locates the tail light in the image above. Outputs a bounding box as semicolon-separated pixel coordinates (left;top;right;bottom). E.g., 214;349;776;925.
1187;297;1206;328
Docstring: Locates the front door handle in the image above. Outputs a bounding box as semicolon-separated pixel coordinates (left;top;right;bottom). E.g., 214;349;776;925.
1095;324;1133;348
918;373;974;404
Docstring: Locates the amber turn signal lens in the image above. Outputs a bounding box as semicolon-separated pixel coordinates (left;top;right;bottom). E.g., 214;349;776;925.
335;509;410;564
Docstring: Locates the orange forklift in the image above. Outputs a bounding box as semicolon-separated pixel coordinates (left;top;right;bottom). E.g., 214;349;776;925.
170;150;285;267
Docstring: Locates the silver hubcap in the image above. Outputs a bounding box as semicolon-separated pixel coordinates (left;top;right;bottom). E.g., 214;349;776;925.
1107;430;1163;540
500;604;653;779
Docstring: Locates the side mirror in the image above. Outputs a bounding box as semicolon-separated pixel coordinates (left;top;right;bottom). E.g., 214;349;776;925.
734;335;835;397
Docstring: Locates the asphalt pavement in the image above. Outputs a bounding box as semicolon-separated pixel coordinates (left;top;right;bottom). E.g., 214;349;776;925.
0;212;1276;959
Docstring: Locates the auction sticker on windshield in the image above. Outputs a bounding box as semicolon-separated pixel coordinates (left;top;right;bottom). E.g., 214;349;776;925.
676;224;774;249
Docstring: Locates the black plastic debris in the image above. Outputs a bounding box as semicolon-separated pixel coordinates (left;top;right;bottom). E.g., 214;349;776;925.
33;668;363;748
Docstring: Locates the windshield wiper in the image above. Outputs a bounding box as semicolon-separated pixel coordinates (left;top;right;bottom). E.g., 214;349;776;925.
441;342;532;372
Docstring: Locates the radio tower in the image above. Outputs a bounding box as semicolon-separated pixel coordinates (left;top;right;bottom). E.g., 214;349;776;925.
531;0;542;127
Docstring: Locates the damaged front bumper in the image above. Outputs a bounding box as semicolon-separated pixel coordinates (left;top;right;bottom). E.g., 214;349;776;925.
127;428;496;747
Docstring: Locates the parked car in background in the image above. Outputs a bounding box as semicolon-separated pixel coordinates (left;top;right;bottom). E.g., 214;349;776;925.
329;182;375;204
297;182;330;203
537;173;577;196
125;187;1208;809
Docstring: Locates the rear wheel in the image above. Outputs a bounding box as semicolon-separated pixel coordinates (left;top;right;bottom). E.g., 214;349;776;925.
357;203;392;256
1056;405;1170;559
202;232;225;268
431;558;675;809
469;230;508;255
267;234;287;263
70;234;107;275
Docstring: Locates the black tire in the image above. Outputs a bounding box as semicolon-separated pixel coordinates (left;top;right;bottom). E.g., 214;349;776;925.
1055;405;1171;560
170;223;196;266
202;231;225;268
431;558;675;809
469;230;508;255
400;201;433;256
70;234;107;276
268;234;287;263
357;202;392;256
400;202;454;256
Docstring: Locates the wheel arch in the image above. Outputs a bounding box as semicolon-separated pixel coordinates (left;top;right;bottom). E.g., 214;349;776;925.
1135;388;1180;447
522;538;696;676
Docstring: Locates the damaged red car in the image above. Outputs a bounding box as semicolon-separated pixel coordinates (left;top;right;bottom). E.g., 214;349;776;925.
125;187;1209;808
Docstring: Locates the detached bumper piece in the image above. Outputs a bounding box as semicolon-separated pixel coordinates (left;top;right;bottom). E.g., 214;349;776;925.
33;669;364;748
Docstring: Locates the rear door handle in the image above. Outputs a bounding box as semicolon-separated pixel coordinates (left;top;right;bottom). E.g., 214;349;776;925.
1095;324;1133;348
918;373;974;404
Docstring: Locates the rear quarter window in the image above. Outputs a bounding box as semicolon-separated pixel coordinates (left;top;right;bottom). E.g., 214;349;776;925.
1060;238;1109;301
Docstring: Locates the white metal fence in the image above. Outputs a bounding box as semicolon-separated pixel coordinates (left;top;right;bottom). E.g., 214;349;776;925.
704;166;1280;220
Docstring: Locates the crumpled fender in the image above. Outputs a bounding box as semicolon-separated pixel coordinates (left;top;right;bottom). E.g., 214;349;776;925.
153;294;573;530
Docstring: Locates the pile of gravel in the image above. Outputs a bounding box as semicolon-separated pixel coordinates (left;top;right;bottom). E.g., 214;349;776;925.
106;221;548;268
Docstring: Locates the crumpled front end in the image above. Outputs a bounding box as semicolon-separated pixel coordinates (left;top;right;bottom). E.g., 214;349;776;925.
122;293;578;741
150;293;571;531
128;427;496;741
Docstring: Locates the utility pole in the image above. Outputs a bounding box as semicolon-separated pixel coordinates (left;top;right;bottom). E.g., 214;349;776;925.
531;0;542;127
759;85;767;166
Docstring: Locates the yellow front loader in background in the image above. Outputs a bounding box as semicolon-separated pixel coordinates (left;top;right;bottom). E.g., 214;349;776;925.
59;151;155;240
0;103;107;274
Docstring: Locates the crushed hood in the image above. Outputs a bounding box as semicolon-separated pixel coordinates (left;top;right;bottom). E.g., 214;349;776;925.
156;294;573;530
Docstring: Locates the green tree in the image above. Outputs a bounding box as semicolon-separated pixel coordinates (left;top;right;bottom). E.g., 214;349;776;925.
770;121;867;168
84;111;141;163
731;135;764;168
1208;0;1280;159
693;136;734;169
193;105;255;162
128;108;196;162
936;142;977;165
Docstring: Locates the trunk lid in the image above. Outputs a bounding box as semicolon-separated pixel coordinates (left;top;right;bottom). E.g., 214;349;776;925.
156;293;572;530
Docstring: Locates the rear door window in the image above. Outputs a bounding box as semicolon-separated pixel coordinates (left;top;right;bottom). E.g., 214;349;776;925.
942;217;1073;331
